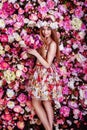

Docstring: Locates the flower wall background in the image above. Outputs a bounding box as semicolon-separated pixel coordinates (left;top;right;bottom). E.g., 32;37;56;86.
0;0;87;130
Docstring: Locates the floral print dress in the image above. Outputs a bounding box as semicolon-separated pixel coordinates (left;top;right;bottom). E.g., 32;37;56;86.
29;47;61;100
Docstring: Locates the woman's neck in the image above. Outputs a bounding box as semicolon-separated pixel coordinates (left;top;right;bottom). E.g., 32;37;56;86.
46;37;52;45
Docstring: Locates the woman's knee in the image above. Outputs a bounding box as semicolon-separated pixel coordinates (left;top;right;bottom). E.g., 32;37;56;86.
32;98;41;107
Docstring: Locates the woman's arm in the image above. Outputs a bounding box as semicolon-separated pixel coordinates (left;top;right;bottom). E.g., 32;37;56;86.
28;42;56;68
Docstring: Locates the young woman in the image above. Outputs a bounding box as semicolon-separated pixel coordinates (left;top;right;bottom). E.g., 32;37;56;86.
28;20;60;130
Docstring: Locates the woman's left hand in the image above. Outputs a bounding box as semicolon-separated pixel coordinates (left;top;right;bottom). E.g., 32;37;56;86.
28;49;37;56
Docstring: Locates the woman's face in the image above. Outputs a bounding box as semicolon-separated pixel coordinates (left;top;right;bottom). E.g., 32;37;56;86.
42;26;52;38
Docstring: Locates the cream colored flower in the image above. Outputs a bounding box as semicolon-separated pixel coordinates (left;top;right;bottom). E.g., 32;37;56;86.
13;32;22;42
7;101;15;109
75;53;86;63
3;70;16;83
71;17;82;30
0;3;3;9
0;19;5;29
0;44;5;55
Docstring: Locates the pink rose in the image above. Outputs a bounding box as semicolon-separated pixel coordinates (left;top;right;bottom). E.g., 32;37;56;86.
18;8;24;14
62;86;69;95
74;6;83;18
13;105;23;113
60;106;70;117
17;121;25;129
2;112;12;121
38;3;48;15
0;88;4;99
29;14;38;21
0;61;9;70
14;3;19;9
17;93;27;104
2;2;15;16
47;0;55;9
0;34;8;43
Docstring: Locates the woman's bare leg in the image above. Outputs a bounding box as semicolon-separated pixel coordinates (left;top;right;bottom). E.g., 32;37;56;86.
43;100;54;130
32;98;51;130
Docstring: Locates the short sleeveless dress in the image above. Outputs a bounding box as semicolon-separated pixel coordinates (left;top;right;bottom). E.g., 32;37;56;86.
29;47;61;100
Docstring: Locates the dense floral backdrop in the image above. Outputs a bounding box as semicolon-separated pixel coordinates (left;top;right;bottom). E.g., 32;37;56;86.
0;0;87;130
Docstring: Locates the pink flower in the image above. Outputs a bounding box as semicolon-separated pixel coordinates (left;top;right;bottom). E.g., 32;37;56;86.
25;2;33;12
47;0;55;9
63;17;71;31
6;27;14;35
68;101;78;109
57;119;64;125
17;93;27;104
2;2;15;16
0;61;9;70
0;34;8;43
18;8;24;14
2;112;12;121
0;88;4;99
29;14;38;21
38;3;48;15
62;86;69;95
17;121;25;129
13;105;23;113
60;106;70;117
74;6;83;18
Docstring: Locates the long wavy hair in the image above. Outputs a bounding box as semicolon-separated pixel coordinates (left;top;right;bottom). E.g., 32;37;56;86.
37;27;60;62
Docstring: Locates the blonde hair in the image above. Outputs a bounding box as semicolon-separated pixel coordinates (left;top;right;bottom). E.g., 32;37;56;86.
38;27;60;62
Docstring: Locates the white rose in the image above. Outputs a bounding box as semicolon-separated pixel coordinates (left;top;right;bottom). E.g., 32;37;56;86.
19;40;26;47
13;32;21;41
0;3;3;9
8;35;15;43
16;70;22;77
7;89;15;98
0;80;3;86
17;64;24;70
84;100;87;105
75;53;86;63
0;19;5;29
8;0;17;3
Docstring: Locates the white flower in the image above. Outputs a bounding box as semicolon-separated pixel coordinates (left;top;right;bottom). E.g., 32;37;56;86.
0;44;5;55
0;3;3;9
36;20;58;29
7;101;15;109
71;17;82;30
16;70;22;77
24;18;29;24
59;43;64;51
17;64;24;70
0;80;3;86
28;20;36;27
0;19;5;29
84;100;87;105
75;53;86;63
19;40;26;47
68;78;75;89
50;22;58;29
8;0;17;3
13;32;21;42
8;35;15;43
6;89;15;98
